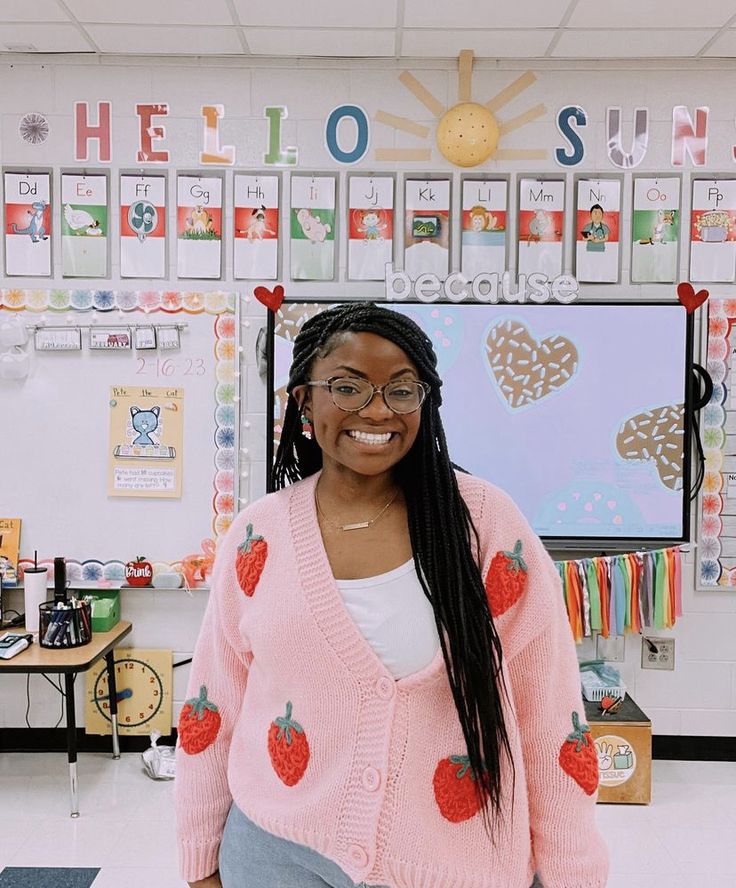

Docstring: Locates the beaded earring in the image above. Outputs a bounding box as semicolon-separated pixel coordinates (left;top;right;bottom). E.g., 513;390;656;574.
300;415;313;440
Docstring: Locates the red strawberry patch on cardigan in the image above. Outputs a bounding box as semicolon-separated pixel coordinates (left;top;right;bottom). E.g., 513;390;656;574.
268;701;310;786
485;539;528;616
236;523;268;596
558;711;599;796
433;755;485;823
178;685;222;755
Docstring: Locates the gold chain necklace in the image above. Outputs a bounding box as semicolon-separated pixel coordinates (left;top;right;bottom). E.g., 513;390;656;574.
315;485;400;532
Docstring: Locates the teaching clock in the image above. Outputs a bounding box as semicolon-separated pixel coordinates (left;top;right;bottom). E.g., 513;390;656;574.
85;648;173;736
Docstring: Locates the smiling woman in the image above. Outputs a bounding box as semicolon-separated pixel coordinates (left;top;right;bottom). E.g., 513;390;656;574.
175;301;609;888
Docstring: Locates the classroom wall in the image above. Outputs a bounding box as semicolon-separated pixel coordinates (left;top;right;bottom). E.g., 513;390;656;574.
1;54;735;737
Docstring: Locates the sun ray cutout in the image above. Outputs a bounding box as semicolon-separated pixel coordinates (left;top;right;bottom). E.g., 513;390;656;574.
375;52;548;168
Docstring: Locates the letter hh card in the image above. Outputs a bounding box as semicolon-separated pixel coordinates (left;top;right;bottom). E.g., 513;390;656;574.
61;173;108;278
4;172;52;276
461;178;507;280
176;175;223;280
690;179;736;283
631;177;680;283
120;174;166;279
290;175;336;281
404;178;450;281
234;174;279;281
518;179;565;279
575;178;621;284
348;175;394;281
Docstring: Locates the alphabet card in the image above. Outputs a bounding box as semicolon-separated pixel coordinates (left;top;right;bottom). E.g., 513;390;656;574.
4;172;52;277
404;178;450;281
290;175;336;281
690;179;736;282
234;174;279;280
517;179;565;279
176;175;222;279
631;177;680;283
61;173;108;278
347;175;394;281
575;178;621;283
461;178;507;279
108;385;184;498
120;174;166;279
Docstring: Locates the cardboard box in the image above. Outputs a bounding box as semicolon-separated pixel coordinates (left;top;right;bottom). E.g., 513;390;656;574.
584;694;652;804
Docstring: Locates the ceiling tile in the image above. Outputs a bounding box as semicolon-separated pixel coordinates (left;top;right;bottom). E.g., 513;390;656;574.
64;0;233;26
0;23;91;52
83;24;243;54
702;28;736;55
244;28;396;57
0;0;68;22
235;0;398;29
569;0;736;28
401;29;555;58
404;0;570;29
552;28;717;57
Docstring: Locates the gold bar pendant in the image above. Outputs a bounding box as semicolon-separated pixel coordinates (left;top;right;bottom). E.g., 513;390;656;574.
342;521;370;531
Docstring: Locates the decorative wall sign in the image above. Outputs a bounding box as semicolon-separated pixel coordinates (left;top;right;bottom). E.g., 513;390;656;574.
19;112;50;146
574;178;621;283
176;175;223;280
234;174;279;281
61;173;108;278
517;178;565;279
120;174;166;279
4;171;52;277
404;178;450;281
631;177;680;283
90;328;131;350
134;327;157;350
461;178;507;279
347;175;394;281
290;174;336;281
689;179;736;283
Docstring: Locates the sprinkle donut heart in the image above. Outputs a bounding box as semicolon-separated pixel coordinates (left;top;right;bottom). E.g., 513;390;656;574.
254;285;285;312
676;282;709;314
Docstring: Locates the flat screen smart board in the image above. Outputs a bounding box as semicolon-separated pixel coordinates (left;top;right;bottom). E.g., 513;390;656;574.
268;301;692;547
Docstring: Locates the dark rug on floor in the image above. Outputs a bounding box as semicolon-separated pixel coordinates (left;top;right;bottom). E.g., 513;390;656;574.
0;869;100;888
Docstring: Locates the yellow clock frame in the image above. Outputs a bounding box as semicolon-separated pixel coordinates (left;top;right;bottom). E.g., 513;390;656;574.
85;648;173;736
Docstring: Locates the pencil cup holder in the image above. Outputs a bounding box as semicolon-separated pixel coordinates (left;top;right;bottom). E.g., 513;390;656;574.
39;601;92;649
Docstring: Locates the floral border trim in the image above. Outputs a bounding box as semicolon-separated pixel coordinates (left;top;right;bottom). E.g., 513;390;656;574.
698;297;732;586
6;288;237;584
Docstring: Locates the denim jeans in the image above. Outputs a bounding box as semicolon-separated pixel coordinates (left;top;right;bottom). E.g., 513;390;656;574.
219;802;543;888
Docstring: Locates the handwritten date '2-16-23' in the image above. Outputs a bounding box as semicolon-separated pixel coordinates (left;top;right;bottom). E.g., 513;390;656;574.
136;357;206;378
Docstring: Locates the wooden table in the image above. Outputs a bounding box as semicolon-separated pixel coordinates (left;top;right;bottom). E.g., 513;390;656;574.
0;621;132;817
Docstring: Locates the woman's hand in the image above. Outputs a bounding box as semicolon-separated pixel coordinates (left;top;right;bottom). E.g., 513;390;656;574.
188;873;222;888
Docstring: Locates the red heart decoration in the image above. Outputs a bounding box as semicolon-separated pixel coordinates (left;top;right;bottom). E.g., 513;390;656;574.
677;281;709;314
254;284;284;312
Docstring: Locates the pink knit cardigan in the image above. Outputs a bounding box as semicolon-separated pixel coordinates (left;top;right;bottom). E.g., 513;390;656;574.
174;471;609;888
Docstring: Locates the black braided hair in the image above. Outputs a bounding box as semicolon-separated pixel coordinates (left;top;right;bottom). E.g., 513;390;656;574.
271;301;513;833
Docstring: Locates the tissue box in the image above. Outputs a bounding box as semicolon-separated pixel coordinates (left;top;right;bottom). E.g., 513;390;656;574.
87;591;120;632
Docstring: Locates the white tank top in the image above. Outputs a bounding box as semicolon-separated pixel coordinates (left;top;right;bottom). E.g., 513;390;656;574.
335;559;441;680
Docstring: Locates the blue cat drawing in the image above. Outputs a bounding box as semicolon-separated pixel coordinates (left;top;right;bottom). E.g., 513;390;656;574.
130;406;160;445
12;201;48;243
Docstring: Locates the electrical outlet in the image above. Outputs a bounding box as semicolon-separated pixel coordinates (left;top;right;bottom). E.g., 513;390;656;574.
596;634;625;662
641;636;675;670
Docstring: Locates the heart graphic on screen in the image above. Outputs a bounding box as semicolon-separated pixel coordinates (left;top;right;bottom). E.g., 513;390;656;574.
485;320;578;409
615;403;684;491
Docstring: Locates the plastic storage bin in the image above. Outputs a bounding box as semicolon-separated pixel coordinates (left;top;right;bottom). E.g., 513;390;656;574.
87;590;121;633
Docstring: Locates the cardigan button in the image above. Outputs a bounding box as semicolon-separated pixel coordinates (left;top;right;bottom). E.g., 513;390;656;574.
361;766;381;792
375;676;395;700
348;844;369;869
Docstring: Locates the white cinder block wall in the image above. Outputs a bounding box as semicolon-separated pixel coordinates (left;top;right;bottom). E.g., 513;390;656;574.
1;55;735;738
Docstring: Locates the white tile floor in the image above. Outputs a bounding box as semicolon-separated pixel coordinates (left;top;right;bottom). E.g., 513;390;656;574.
0;754;734;887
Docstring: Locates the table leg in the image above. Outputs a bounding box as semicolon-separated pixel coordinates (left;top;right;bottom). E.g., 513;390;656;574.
105;651;121;759
64;672;79;818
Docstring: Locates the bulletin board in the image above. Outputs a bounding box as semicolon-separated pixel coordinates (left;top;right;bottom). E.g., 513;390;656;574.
698;297;736;588
0;287;238;581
